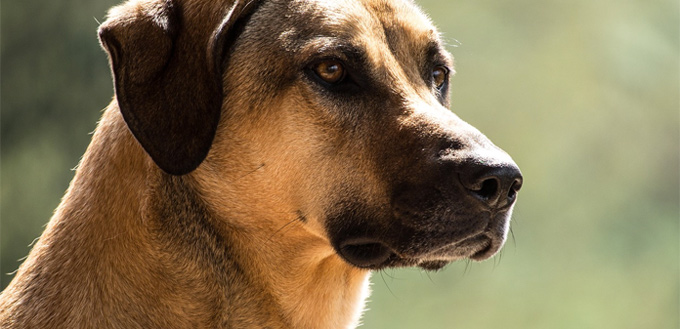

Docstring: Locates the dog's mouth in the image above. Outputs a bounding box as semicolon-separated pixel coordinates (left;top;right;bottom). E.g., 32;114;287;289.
335;230;503;271
326;195;515;271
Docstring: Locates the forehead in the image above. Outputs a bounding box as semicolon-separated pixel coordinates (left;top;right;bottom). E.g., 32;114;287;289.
273;0;445;61
300;0;434;33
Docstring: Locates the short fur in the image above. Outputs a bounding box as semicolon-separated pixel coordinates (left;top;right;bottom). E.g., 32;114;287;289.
0;0;522;328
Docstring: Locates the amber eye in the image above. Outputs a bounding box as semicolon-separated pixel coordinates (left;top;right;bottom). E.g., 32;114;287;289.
313;60;346;84
432;65;449;90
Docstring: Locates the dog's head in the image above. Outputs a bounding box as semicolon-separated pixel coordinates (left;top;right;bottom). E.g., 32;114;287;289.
99;0;522;271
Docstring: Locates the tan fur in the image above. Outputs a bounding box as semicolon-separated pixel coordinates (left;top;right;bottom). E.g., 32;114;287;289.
1;0;522;328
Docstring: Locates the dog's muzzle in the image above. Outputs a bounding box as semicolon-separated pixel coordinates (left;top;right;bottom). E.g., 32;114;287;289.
332;145;523;271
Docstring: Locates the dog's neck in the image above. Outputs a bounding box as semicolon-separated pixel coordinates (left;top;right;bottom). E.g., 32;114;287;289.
2;103;370;329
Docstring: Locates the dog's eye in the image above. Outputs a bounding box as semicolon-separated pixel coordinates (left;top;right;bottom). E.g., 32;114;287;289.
313;60;346;84
432;65;449;90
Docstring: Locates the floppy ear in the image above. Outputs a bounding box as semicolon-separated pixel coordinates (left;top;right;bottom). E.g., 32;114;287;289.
98;0;257;175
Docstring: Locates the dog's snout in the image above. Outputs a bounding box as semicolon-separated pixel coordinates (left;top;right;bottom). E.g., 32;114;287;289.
459;162;523;209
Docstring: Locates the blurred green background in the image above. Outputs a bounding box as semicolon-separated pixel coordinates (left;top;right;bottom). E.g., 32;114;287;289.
2;0;678;328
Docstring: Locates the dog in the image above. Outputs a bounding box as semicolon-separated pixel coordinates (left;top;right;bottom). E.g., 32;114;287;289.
0;0;523;327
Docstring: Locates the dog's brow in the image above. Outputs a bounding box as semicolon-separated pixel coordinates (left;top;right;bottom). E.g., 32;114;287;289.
425;41;453;67
301;37;367;62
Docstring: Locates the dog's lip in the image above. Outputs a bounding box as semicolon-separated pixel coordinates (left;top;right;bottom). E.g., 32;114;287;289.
422;232;500;262
331;209;511;269
393;209;511;263
337;237;396;269
468;236;495;260
334;231;500;270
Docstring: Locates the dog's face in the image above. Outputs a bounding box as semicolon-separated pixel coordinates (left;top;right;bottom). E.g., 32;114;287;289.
213;0;523;270
99;0;522;271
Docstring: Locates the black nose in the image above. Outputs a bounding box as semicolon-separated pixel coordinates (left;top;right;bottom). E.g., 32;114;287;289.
459;161;523;209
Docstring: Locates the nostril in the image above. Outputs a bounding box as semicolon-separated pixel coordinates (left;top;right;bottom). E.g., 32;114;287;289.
475;178;499;201
459;161;522;209
508;177;523;201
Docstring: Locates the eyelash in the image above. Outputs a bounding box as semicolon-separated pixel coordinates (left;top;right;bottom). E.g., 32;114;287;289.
304;58;364;95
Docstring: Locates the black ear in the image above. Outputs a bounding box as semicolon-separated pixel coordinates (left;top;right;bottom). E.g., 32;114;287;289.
98;0;257;175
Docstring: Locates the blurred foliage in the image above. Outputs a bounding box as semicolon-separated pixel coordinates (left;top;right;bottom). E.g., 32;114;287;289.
1;0;678;328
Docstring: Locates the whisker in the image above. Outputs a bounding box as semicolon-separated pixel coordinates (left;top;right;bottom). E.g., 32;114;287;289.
494;249;503;268
463;259;472;275
379;270;398;299
238;163;265;181
266;214;299;242
382;268;397;280
509;226;517;249
424;270;435;284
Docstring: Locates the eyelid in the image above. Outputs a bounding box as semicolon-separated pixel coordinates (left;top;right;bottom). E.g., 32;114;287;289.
306;57;348;80
432;64;449;83
436;65;450;75
299;39;363;65
304;49;372;90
